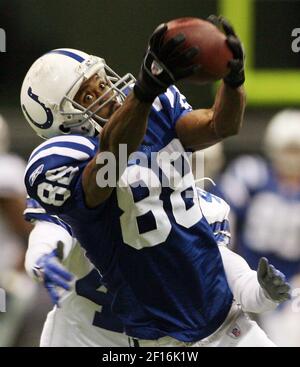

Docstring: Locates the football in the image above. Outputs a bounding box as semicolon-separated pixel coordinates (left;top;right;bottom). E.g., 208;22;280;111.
163;17;233;84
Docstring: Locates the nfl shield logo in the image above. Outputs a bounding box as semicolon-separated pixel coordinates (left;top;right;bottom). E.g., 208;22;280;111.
227;324;241;339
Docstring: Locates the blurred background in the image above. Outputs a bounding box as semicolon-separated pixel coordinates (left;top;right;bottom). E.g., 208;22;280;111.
0;0;299;347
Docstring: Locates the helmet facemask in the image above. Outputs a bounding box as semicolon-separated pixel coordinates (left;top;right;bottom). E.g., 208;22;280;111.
59;57;136;136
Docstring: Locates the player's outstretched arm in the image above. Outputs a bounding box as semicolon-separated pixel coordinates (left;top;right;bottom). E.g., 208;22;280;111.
82;93;151;207
25;221;75;306
219;245;290;313
83;24;200;208
176;16;246;150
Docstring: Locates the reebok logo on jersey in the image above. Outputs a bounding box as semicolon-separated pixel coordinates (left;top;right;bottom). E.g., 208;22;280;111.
29;164;44;186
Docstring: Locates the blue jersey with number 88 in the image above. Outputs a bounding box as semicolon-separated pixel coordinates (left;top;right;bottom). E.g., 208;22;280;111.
25;86;233;342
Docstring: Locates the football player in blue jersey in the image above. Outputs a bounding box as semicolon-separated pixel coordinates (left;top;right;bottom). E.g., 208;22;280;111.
218;109;300;346
20;16;289;346
219;110;300;278
25;193;289;347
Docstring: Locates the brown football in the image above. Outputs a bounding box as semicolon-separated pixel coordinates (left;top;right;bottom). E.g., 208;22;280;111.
163;17;233;84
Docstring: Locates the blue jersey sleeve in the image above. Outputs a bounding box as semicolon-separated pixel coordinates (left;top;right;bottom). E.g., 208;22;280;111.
24;135;98;215
24;196;73;236
158;86;193;128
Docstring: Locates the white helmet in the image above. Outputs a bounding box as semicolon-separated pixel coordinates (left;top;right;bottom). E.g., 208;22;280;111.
20;48;135;139
264;109;300;176
0;114;10;153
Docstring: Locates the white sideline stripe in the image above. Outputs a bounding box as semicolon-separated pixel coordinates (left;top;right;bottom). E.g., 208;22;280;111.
29;135;95;160
25;147;90;176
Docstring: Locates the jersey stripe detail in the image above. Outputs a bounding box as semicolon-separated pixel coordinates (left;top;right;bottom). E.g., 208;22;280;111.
24;207;46;215
25;147;90;176
29;136;95;160
152;97;163;112
165;88;175;108
24;211;73;235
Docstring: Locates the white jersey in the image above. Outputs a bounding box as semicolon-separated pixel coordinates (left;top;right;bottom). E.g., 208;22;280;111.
25;219;128;347
0;153;27;272
42;241;129;347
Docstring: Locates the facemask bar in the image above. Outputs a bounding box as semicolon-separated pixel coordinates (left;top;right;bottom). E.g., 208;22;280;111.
59;59;136;131
67;71;135;125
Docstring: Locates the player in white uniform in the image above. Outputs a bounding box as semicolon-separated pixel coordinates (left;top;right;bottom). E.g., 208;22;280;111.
24;197;127;347
0;115;36;346
25;191;289;347
0;116;27;273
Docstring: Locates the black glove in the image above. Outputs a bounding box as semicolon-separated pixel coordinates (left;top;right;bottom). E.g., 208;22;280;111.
134;24;200;102
257;258;291;303
207;15;245;89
